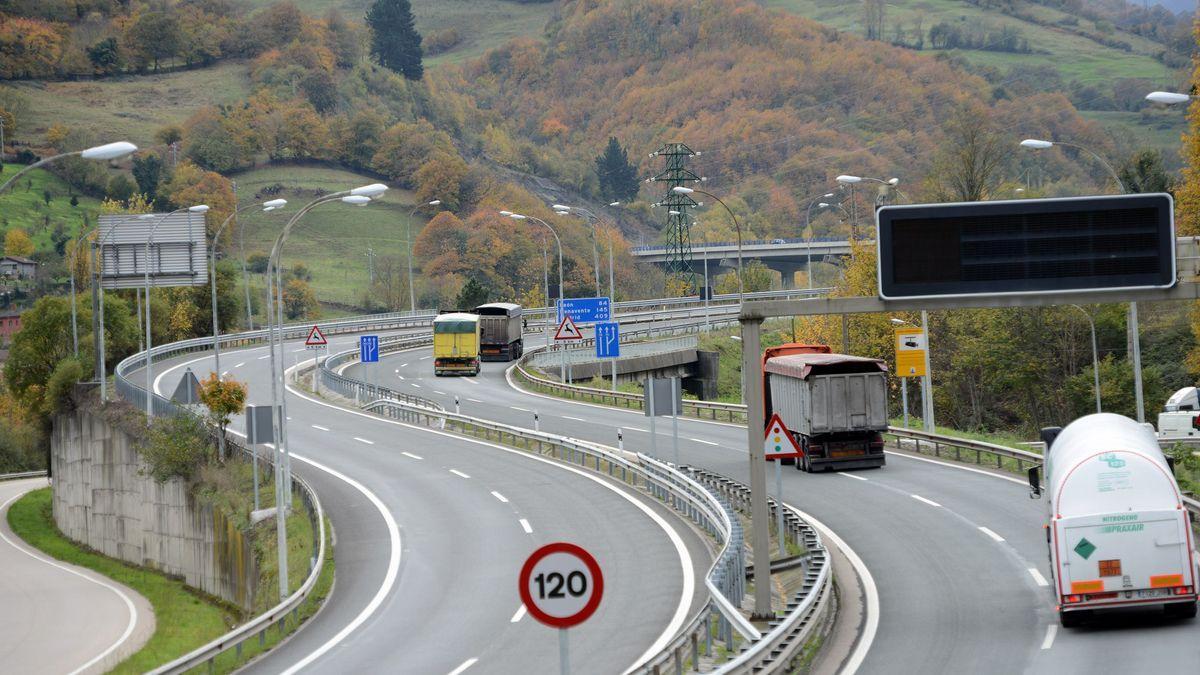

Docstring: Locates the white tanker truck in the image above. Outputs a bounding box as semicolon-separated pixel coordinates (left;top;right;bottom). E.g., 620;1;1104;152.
1029;413;1198;627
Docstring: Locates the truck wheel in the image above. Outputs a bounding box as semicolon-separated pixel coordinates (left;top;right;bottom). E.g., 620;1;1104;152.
1166;601;1198;620
1059;610;1085;628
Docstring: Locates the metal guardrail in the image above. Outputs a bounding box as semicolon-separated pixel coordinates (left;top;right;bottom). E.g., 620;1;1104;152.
631;236;847;253
0;470;48;481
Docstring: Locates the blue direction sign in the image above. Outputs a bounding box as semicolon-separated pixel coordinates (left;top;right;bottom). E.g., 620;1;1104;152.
596;322;620;359
557;297;611;324
360;335;380;363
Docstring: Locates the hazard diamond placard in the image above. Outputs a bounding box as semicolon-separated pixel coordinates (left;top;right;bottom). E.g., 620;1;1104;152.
764;413;804;460
305;325;328;348
554;315;583;341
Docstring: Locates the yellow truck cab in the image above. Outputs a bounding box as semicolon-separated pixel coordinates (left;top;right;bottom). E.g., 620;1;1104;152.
433;312;481;376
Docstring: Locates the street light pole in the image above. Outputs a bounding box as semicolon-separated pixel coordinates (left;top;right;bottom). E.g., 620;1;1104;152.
672;187;743;301
509;212;564;378
804;194;835;289
1068;304;1102;414
0;142;137;195
408;199;439;312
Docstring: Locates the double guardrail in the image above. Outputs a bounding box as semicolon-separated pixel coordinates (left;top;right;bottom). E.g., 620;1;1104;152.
0;470;48;481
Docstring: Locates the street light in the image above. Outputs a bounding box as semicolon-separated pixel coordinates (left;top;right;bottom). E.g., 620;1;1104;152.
804;194;836;290
1145;91;1193;105
1067;305;1102;414
672;186;744;302
406;199;440;312
1021;137;1141;421
552;203;609;297
0;141;137;195
142;204;209;422
506;211;564;376
263;183;386;602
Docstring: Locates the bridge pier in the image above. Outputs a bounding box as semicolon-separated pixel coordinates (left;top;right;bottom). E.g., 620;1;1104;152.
763;261;806;289
549;349;720;400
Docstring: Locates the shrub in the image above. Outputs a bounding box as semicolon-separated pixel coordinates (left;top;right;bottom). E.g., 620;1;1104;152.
137;413;212;482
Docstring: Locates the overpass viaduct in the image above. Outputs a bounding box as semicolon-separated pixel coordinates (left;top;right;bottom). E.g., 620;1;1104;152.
630;237;853;287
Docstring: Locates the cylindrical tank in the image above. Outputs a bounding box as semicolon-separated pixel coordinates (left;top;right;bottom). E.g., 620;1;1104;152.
1048;413;1181;517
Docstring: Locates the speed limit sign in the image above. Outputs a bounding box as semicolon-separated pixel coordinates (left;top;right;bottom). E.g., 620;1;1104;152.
519;542;604;628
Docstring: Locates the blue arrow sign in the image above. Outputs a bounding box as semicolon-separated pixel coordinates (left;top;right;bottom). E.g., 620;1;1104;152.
595;322;620;359
360;335;380;363
557;297;611;324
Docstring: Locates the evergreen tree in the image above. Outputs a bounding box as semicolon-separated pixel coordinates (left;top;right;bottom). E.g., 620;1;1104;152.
455;277;490;309
365;0;424;81
594;137;639;202
1119;149;1174;195
132;154;162;202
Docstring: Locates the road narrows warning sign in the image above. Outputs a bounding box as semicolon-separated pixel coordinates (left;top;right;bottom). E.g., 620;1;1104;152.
764;413;804;460
554;315;583;341
305;325;328;348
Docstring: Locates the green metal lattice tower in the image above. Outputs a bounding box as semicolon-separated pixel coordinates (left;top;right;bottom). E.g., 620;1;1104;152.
650;142;701;284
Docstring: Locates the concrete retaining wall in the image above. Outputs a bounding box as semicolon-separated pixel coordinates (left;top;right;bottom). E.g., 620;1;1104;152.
50;409;256;610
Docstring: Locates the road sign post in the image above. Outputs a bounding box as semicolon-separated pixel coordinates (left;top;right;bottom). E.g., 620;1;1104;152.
519;542;604;675
246;405;275;512
554;315;583;383
595;322;620;391
556;297;611;324
360;335;380;394
765;414;803;557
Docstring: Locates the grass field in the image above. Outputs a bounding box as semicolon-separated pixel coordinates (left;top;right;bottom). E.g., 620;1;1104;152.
765;0;1177;84
6;62;251;150
1080;110;1188;169
229;164;424;308
0;163;102;254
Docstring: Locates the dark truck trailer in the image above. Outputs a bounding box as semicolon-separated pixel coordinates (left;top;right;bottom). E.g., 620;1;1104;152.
476;302;523;361
763;344;889;471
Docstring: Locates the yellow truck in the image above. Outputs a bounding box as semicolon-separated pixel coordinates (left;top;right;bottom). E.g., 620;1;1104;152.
433;312;481;376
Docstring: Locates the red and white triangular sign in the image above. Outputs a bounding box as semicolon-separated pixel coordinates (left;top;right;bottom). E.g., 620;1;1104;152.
764;413;804;460
554;315;583;341
305;325;328;346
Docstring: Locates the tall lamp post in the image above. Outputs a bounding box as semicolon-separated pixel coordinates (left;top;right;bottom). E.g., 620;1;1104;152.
552;203;620;298
1020;137;1141;421
804;194;835;289
141;205;210;422
0;141;137;195
264;183;387;602
505;211;564;376
407;199;440;312
1067;305;1102;414
671;186;743;301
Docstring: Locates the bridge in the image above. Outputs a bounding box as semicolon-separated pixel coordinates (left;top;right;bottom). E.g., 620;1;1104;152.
630;237;853;287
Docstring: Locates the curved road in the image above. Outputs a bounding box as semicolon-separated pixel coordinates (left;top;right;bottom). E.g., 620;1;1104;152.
0;477;154;674
358;337;1200;674
139;331;711;674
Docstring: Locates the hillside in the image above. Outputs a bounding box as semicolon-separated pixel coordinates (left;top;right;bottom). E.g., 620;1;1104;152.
0;163;101;256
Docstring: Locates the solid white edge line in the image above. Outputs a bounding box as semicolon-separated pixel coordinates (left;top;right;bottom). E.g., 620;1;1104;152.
510;406;532;412
0;486;140;675
838;472;868;481
1040;624;1057;650
279;376;695;675
447;657;478;675
450;469;471;479
311;425;330;432
402;452;423;460
519;518;533;534
491;491;509;504
783;499;878;675
1028;568;1050;587
510;605;526;623
911;494;942;508
562;416;586;422
353;437;375;445
978;526;1006;543
153;356;403;675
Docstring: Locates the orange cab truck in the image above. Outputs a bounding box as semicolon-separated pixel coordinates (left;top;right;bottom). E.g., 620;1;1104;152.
763;344;889;471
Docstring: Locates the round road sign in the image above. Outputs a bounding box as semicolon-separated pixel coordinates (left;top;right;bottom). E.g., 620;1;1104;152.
518;542;604;629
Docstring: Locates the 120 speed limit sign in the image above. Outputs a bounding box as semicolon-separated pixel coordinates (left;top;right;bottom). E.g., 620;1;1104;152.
519;542;604;628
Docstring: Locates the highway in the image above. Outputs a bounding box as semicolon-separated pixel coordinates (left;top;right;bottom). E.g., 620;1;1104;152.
137;329;712;674
0;477;154;674
349;336;1200;674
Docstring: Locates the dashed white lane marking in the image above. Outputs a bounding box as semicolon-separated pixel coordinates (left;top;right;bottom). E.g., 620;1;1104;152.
519;518;533;534
462;378;478;385
291;348;305;353
398;375;406;380
1041;624;1057;650
510;605;526;623
911;494;942;508
353;437;375;445
311;425;330;431
434;391;446;396
690;438;719;446
450;469;470;479
979;526;1006;542
447;658;478;675
420;356;431;360
625;426;650;433
221;371;230;377
491;491;508;503
839;472;869;481
400;363;409;368
563;416;586;422
511;406;532;412
402;452;423;460
258;355;270;360
467;398;483;403
1028;568;1050;587
234;362;245;368
411;383;422;388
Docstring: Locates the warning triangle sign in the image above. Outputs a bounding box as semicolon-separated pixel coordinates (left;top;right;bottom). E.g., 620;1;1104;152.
764;413;804;460
554;315;583;341
305;325;328;346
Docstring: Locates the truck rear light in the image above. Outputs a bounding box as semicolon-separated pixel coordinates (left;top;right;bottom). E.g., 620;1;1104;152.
1192;414;1200;430
1175;586;1193;595
1065;595;1082;604
809;444;824;455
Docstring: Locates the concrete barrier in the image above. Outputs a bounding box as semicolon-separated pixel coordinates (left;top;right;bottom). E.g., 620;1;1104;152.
50;408;257;610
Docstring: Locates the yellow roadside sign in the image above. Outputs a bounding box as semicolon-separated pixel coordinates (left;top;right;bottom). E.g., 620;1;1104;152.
894;327;926;378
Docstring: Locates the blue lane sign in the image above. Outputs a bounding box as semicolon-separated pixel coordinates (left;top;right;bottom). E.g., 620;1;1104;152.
596;322;620;359
558;297;611;324
360;335;380;363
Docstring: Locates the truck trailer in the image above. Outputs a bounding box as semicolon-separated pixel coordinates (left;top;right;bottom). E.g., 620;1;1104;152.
762;344;889;472
1031;413;1198;627
433;312;481;376
476;302;523;361
1156;386;1200;441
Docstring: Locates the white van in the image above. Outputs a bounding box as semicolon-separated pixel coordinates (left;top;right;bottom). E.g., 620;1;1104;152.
1157;386;1200;440
1030;413;1198;627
